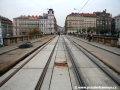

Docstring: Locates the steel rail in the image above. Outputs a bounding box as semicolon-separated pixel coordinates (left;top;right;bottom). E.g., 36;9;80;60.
67;36;120;86
0;37;55;87
62;36;86;90
35;36;59;90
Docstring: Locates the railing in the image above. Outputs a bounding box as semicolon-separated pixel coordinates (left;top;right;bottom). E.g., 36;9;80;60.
73;34;118;47
3;34;43;46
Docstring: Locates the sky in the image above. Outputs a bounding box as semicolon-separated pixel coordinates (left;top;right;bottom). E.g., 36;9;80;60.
0;0;120;27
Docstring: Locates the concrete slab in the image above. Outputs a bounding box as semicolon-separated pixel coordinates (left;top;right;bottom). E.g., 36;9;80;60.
40;68;53;90
65;51;79;90
55;57;66;62
56;51;66;58
1;69;43;90
49;36;72;90
42;45;55;51
72;50;97;68
0;69;16;82
48;48;58;68
49;67;72;90
79;68;120;88
57;46;65;51
41;40;59;90
23;51;51;69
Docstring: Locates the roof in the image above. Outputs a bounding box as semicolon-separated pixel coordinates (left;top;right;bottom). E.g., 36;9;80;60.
40;16;48;19
14;15;40;19
68;13;81;16
67;13;96;17
28;15;40;19
0;15;12;23
81;13;96;17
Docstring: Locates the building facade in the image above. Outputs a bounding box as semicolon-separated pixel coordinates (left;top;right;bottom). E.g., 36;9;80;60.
0;16;13;37
114;14;120;31
66;13;83;33
40;9;57;34
81;13;96;33
94;9;112;34
13;15;40;36
65;13;96;34
13;9;57;36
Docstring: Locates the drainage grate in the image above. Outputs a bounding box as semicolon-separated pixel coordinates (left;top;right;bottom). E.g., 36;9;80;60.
54;61;67;67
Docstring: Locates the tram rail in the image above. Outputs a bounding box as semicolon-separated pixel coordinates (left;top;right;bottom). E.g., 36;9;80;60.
35;36;59;90
66;36;120;86
0;36;56;87
63;36;86;90
0;36;55;76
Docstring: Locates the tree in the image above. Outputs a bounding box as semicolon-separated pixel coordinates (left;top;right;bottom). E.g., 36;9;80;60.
104;28;110;34
82;29;86;34
111;18;116;34
28;28;40;35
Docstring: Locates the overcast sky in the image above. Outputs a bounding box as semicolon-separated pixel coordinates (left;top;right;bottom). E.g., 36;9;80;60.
0;0;120;27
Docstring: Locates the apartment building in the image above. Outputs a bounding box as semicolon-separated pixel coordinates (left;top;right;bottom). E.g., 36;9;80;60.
81;13;96;33
65;13;96;34
13;9;57;36
114;14;120;31
13;15;40;36
0;16;13;37
94;9;112;34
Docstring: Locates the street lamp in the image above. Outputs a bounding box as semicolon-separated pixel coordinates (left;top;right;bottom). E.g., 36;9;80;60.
74;8;80;34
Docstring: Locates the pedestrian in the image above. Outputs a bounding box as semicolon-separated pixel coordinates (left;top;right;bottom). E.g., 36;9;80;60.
58;32;60;36
87;32;92;42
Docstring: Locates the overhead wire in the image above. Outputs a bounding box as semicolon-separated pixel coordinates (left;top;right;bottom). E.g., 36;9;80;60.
79;0;90;12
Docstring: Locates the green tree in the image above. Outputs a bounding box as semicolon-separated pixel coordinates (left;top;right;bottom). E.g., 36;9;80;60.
28;28;40;35
82;29;86;34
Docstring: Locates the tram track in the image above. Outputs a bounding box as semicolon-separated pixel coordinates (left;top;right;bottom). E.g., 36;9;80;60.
67;36;120;74
35;36;59;90
0;35;119;90
66;36;120;86
63;36;86;90
0;36;57;87
0;36;55;76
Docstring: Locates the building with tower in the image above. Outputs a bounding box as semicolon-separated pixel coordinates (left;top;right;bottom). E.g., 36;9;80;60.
40;9;57;34
13;9;57;36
